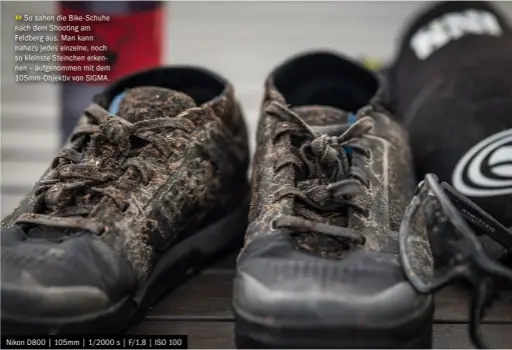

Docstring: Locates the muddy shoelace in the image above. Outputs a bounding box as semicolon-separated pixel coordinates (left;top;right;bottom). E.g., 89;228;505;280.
267;101;376;245
14;103;195;234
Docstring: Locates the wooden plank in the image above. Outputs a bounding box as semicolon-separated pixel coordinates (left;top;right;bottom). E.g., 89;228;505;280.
433;324;512;349
1;130;58;155
1;185;32;196
1;161;50;188
434;284;512;324
148;270;512;323
1;194;25;219
0;84;57;109
148;274;233;319
2;117;56;131
1;104;58;123
131;321;512;349
0;148;55;162
205;252;238;272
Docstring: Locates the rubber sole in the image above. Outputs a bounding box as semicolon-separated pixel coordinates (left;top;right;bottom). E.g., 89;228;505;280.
2;193;249;335
234;295;434;349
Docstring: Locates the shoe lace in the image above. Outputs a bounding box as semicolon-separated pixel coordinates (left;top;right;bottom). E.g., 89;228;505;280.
14;103;195;235
267;101;377;245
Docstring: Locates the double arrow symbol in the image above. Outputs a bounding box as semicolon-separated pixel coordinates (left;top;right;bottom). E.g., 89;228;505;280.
14;15;22;21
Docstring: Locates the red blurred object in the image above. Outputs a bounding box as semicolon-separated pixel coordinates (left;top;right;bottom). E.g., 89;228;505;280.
58;1;164;141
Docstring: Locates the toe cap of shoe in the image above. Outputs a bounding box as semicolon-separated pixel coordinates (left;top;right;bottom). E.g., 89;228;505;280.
1;229;135;320
233;249;432;329
1;281;111;320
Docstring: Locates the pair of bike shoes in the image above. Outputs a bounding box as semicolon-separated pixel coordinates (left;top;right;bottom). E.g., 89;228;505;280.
2;1;512;348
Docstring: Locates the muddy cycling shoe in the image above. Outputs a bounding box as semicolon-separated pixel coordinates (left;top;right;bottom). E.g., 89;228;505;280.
1;67;250;335
233;51;434;349
388;1;512;259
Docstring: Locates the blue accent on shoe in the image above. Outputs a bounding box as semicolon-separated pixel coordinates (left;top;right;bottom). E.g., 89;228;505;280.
344;113;357;155
108;92;126;115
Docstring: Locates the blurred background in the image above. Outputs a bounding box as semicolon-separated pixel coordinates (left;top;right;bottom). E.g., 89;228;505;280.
2;1;512;218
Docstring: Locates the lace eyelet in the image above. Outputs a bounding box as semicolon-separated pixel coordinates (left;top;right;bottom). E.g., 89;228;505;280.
122;203;130;213
99;225;109;236
415;180;425;195
270;217;280;231
365;149;373;162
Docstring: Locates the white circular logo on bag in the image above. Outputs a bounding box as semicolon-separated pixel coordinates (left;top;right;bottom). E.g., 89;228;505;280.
452;129;512;197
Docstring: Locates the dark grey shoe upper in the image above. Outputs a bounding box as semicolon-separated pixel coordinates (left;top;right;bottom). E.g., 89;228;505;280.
235;51;432;329
2;67;249;318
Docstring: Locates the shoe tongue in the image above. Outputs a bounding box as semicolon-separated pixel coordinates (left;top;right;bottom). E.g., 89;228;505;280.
292;105;356;126
108;86;197;123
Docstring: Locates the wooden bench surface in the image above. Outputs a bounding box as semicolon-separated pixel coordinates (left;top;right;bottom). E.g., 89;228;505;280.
130;250;512;349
